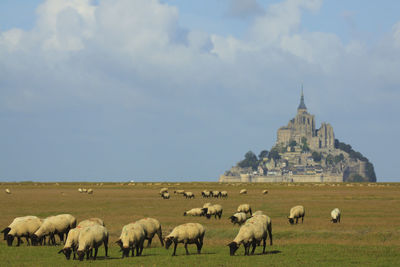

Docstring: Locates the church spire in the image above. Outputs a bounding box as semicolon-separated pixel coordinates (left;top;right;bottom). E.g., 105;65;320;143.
298;84;307;110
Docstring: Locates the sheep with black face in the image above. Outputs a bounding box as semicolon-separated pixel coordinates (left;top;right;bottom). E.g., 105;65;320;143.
4;216;42;246
31;214;76;246
116;222;145;258
76;225;108;261
331;208;341;223
164;223;205;256
136;218;164;247
288;205;305;224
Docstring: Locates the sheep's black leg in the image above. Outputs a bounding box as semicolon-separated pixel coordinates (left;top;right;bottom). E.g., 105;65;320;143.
157;229;164;246
184;243;189;255
302;216;304;223
17;237;21;246
195;240;201;254
25;236;30;246
147;238;152;247
251;240;257;255
262;238;266;254
296;218;299;224
172;242;178;256
94;247;98;260
86;250;90;260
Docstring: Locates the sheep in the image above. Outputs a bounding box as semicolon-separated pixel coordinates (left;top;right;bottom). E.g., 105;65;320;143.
82;188;88;193
240;189;247;194
164;223;205;256
211;190;221;198
4;216;42;246
161;192;170;199
221;191;228;198
288;205;305;224
5;188;11;194
159;188;168;195
58;218;105;260
262;190;268;195
116;222;145;258
252;210;264;216
77;225;109;261
87;189;93;194
229;212;248;225
174;189;185;195
183;192;195;199
228;214;272;256
237;204;252;216
135;218;164;247
31;214;77;246
206;204;223;219
78;188;83;193
201;190;211;198
184;208;208;217
331;208;341;223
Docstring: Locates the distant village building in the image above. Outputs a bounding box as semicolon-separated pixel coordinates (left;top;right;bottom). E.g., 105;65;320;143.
219;88;376;183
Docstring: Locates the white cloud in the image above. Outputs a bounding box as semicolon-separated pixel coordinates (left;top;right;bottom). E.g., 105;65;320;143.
227;0;265;19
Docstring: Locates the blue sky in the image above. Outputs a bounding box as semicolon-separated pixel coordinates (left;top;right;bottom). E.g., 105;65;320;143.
0;0;399;182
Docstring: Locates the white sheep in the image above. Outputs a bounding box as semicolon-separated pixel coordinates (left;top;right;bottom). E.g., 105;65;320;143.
183;192;195;199
211;190;221;198
228;214;272;256
159;188;168;195
174;189;185;195
82;188;88;193
5;188;11;194
58;218;105;260
288;205;305;224
237;204;252;216
87;189;93;194
3;216;42;246
240;189;247;194
164;223;205;256
78;188;83;193
161;192;170;199
201;190;211;198
262;190;268;195
32;214;77;246
116;222;145;258
77;224;109;261
221;191;228;198
203;203;212;208
252;210;264;216
229;212;248;225
184;208;207;217
136;218;164;247
331;208;341;223
206;204;223;219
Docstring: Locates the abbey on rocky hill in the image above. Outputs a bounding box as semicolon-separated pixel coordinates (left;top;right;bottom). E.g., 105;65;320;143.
219;89;376;183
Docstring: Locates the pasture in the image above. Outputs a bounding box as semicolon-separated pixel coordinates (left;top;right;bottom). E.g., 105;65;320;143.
1;182;399;266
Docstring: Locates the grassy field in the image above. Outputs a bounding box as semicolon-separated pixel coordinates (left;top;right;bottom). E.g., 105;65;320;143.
1;182;399;266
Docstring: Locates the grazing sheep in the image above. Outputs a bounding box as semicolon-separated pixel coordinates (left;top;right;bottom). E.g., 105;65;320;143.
201;190;211;198
229;212;248;225
164;223;205;256
262;190;268;195
221;191;228;198
237;204;252;216
206;204;223;219
82;188;88;193
288;205;305;224
5;188;11;194
59;218;105;260
78;188;83;193
160;188;168;195
211;191;221;198
228;214;272;256
31;214;77;246
183;192;195;199
87;189;93;194
184;208;207;217
116;222;145;258
161;192;170;199
174;190;185;195
136;218;164;247
77;225;109;261
240;189;247;194
4;216;42;246
331;208;341;223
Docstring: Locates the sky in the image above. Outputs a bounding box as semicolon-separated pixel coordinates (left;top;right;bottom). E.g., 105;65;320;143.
0;0;399;182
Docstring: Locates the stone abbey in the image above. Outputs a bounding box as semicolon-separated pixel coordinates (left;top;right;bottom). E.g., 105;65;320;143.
219;89;376;183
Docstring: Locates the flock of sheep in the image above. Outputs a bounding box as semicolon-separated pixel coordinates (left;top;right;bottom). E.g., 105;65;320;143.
1;186;342;261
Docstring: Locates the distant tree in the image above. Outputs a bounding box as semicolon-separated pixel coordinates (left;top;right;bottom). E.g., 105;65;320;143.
289;140;297;147
268;149;281;161
326;154;334;165
334;154;344;164
312;151;322;162
348;174;365;182
238;151;259;171
258;150;269;160
301;137;310;152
